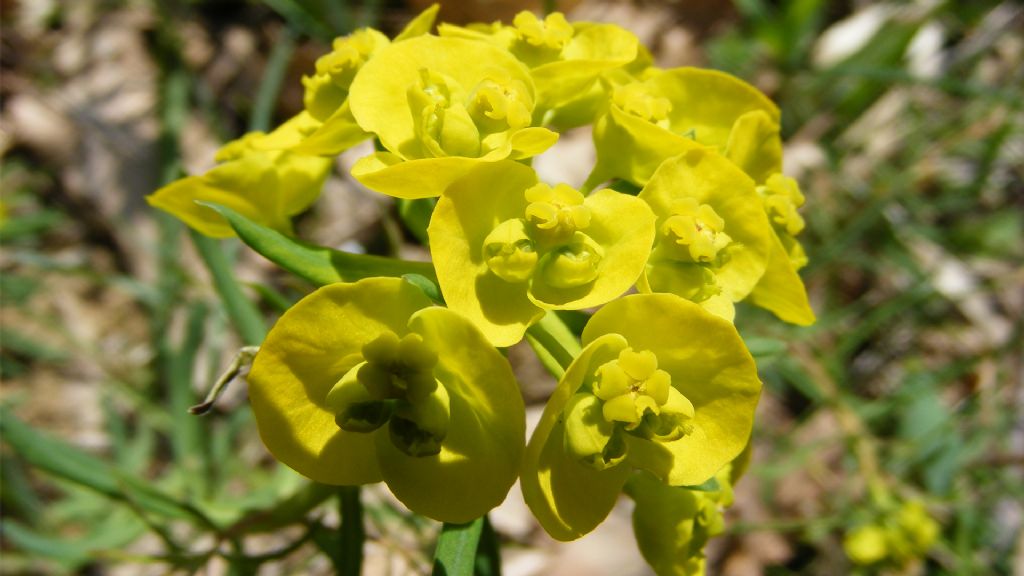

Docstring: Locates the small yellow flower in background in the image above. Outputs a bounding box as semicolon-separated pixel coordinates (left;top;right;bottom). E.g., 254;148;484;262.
844;500;940;568
845;524;890;565
146;116;331;238
520;293;761;540
247;277;525;523
428;161;655;346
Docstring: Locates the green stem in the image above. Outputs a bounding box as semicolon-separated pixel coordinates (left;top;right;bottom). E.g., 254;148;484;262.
189;231;266;345
339;486;364;576
432;517;485;576
525;312;582;378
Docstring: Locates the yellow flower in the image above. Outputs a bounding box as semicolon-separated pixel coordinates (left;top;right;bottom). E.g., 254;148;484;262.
346;35;558;198
247;278;525;523
428;161;655;346
147;116;331;238
521;294;761;540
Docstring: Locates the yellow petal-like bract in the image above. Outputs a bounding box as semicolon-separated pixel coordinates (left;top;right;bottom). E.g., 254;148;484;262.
347;35;557;197
248;278;525;523
521;293;761;540
429;161;655;346
147;118;331;238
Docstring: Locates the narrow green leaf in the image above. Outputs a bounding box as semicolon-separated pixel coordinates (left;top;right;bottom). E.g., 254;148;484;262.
260;0;334;42
432;517;484;576
0;454;43;520
744;337;788;360
250;27;296;133
403;273;444;304
190;231;267;345
396;197;436;245
474;516;502;576
1;520;89;566
0;411;209;526
0;327;68;362
201;202;436;287
2;506;147;569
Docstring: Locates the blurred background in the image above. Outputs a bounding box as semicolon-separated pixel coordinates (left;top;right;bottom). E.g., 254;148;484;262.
1;0;1021;574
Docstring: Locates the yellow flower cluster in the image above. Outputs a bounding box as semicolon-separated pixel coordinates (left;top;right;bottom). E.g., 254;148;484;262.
148;6;816;573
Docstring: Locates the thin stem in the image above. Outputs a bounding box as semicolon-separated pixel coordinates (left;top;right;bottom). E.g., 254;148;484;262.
339;486;364;576
792;344;886;499
525;312;582;378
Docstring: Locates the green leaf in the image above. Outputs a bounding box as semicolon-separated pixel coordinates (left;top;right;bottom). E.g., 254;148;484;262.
0;411;208;525
190;231;267;346
2;506;147;569
403;274;444;304
0;326;68;362
397;197;437;245
201;202;436;287
432;517;484;576
744;336;788;360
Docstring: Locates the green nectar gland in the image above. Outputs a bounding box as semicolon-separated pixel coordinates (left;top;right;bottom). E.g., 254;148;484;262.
538;231;604;289
563;347;696;471
481;182;604;290
483;218;538;283
325;331;451;457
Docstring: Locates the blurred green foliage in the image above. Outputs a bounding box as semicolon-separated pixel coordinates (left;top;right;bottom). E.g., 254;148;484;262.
1;0;1021;573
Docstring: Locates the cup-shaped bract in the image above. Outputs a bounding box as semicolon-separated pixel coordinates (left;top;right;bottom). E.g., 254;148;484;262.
247;277;525;523
520;294;761;540
438;11;639;126
428;161;656;346
745;175;816;325
147;116;331;238
587;67;815;324
258;6;442;157
346;35;558;198
637;145;774;321
626;470;732;576
587;67;779;189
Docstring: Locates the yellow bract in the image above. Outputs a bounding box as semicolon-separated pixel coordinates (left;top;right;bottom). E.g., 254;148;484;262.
146;117;331;238
428;161;655;346
247;278;525;523
521;294;761;540
638;145;774;321
346;35;557;198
